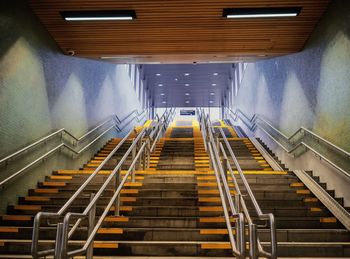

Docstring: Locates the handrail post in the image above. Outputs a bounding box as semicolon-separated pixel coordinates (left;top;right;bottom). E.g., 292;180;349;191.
54;223;64;259
223;157;228;182
250;224;258;259
146;139;151;169
131;138;136;182
87;193;96;259
114;169;121;216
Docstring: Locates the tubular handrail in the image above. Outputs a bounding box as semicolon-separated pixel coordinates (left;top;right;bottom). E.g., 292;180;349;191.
31;127;138;257
0;110;145;190
32;109;174;258
0;110;143;165
63;141;148;258
199;111;245;259
225;108;350;179
217;126;277;259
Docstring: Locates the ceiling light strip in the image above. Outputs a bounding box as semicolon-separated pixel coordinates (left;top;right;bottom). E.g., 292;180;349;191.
223;7;301;19
61;10;136;21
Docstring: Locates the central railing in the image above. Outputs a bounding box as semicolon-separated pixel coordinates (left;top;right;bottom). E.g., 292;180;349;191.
31;108;175;259
197;109;246;259
197;109;277;259
0;109;148;191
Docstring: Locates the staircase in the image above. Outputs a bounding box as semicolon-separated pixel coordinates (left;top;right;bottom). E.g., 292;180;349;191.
0;119;349;258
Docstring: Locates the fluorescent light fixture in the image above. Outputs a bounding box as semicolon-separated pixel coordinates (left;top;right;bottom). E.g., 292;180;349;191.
158;84;163;87
162;101;166;104
160;93;165;96
185;101;190;104
213;73;219;76
61;10;136;21
210;92;215;95
212;83;217;86
209;101;214;104
184;73;190;76
185;93;190;96
156;73;161;76
185;84;190;86
223;7;301;19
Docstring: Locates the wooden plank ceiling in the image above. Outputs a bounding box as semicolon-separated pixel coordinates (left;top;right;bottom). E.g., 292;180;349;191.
29;0;330;63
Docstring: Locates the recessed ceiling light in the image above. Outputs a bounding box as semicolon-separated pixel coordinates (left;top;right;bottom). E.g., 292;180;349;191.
61;10;136;21
156;73;161;76
213;73;219;76
185;101;190;104
210;92;215;95
212;83;217;86
185;93;190;96
184;73;190;76
158;84;163;87
209;101;214;104
174;78;178;81
223;7;301;19
160;93;165;96
185;84;190;86
162;101;166;104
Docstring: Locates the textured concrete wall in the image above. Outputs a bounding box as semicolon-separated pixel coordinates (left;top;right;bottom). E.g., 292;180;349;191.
233;0;350;151
232;0;350;204
0;1;141;211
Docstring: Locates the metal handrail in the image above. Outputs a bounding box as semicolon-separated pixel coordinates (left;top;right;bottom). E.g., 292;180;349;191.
32;109;174;258
217;126;277;259
225;108;350;179
199;112;245;259
31;127;137;257
0;110;145;190
62;141;148;258
0;110;141;165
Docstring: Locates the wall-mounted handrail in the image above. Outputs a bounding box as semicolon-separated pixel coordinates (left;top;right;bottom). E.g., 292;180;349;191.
31;127;136;257
0;110;145;190
225;108;350;179
32;108;174;258
0;109;142;165
217;126;277;259
198;110;245;259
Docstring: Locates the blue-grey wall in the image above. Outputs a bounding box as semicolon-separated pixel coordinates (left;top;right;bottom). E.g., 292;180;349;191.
0;0;141;211
233;0;350;151
232;0;350;204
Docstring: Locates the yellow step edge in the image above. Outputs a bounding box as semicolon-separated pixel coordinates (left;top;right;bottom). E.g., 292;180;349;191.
199;206;223;212
97;228;123;234
14;205;41;211
2;215;32;221
198;190;219;195
110;206;132;212
93;242;118;249
42;182;66;187
120;189;138;194
197;183;217;187
0;227;19;233
50;176;72;180
296;189;311;194
198;197;221;202
199;217;236;223
104;216;129;222
310;207;322;212
25;196;50;202
290;182;305;187
201;243;231;249
320;217;337;223
304;198;318;203
34;189;59;193
120;197;137;202
124;182;142;187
